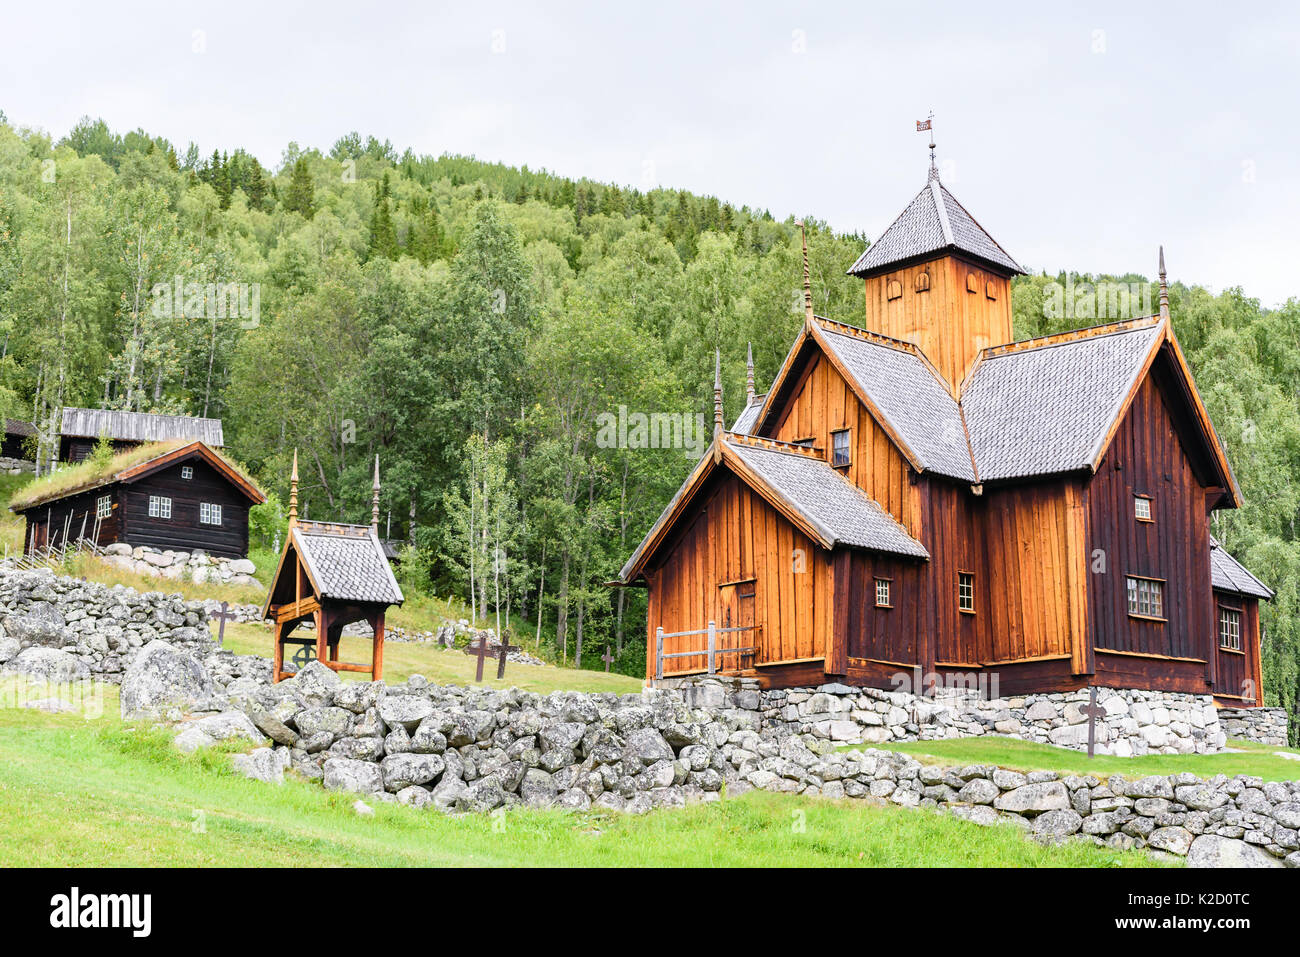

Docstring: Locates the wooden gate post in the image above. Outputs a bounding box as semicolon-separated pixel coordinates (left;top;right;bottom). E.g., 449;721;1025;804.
655;627;665;681
707;620;716;675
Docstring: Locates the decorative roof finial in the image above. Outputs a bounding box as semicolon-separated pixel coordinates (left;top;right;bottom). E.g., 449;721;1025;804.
797;220;814;324
746;342;756;404
371;454;381;533
713;348;724;437
288;448;299;530
1158;246;1169;321
918;111;937;181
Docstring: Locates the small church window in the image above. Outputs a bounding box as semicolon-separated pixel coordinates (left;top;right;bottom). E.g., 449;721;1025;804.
148;496;172;519
958;572;975;612
1218;606;1242;651
914;271;930;293
1134;495;1153;522
830;429;851;467
985;280;997;300
886;279;903;301
182;466;194;480
200;502;223;526
1126;576;1164;619
874;578;892;608
966;273;979;294
96;495;111;519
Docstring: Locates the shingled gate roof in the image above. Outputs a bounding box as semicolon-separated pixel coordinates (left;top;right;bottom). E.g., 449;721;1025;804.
1209;536;1274;600
846;177;1023;278
61;407;225;447
291;521;405;605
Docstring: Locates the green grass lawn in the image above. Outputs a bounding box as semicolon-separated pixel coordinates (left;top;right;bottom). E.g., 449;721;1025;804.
215;620;645;695
861;736;1300;782
0;687;1159;868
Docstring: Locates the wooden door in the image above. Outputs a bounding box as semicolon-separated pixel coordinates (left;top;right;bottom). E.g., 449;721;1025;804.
718;579;757;672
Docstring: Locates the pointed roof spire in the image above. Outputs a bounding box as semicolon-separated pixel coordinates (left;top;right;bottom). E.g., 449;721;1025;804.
798;220;814;324
371;454;381;533
713;348;724;437
288;448;299;530
925;111;938;182
746;342;756;403
1158;246;1170;321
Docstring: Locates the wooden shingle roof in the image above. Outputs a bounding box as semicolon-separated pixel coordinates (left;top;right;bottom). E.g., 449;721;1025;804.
291;521;404;605
846;177;1023;279
1209;536;1274;600
61;407;224;447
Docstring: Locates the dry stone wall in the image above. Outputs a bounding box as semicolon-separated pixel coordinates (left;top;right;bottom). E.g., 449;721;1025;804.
1218;707;1291;747
196;661;1298;867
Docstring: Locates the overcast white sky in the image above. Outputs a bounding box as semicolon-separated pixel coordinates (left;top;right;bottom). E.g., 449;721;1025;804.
2;1;1298;304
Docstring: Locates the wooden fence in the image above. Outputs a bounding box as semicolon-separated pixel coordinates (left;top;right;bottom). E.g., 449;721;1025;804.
652;620;757;680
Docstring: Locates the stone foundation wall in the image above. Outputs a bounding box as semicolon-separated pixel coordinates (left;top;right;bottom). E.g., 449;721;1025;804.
0;456;34;475
661;676;1225;755
99;544;258;586
1218;707;1291;747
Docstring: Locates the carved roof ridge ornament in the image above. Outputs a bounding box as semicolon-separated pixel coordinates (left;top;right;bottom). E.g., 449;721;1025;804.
918;111;938;182
1158;245;1170;321
797;220;814;326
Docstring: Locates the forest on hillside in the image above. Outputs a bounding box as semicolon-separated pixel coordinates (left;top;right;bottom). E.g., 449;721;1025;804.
0;114;1296;726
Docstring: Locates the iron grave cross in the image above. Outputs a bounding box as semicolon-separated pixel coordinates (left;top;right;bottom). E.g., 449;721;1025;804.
466;635;493;683
1079;687;1106;758
601;645;615;673
211;600;237;648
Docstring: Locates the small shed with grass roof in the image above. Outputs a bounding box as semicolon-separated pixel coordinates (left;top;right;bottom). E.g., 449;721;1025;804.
263;452;404;682
8;440;264;558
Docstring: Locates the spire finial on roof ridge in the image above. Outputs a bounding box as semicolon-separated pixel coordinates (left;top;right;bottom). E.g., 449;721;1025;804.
288;448;299;531
1158;246;1170;321
746;342;755;403
797;220;813;324
920;110;938;182
713;348;724;437
372;454;381;533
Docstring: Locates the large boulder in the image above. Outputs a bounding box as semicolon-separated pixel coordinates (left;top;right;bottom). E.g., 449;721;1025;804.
9;647;90;683
280;660;340;708
189;710;265;743
993;781;1071;816
1186;834;1284;869
323;757;384;795
233;747;290;784
120;640;213;719
0;636;18;664
4;601;70;645
379;753;445;792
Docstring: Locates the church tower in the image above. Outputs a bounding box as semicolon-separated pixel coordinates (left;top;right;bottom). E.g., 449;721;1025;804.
846;156;1023;391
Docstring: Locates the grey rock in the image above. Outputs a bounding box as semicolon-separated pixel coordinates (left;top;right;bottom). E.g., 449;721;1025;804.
1187;834;1284;869
232;747;290;784
993;781;1071;816
11;646;90;684
120;640;212;719
1147;826;1194;856
379;752;446;792
323;757;384;794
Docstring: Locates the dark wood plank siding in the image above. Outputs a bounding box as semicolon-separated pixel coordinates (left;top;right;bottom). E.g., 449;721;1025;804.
843;551;925;666
1086;374;1212;664
21;487;121;553
120;457;251;557
1212;593;1262;704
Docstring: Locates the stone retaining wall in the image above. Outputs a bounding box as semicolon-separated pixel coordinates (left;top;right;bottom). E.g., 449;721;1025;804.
0;456;34;475
1218;707;1291;747
663;676;1227;755
187;660;1297;866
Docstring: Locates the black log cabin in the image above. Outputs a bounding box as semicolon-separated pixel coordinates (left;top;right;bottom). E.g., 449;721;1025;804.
10;440;264;559
619;158;1274;707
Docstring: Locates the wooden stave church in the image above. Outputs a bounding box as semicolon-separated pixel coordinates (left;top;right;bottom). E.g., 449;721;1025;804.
618;161;1273;707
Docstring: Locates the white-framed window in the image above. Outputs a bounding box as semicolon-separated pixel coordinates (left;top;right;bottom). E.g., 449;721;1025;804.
793;437;815;448
958;572;975;613
830;429;851;467
200;502;223;526
1219;606;1242;651
96;495;111;519
1134;494;1153;522
1126;576;1165;619
874;578;891;608
181;465;194;480
148;495;172;519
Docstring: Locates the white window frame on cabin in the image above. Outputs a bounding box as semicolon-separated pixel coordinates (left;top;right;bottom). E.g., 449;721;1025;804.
830;429;851;468
1134;494;1153;522
200;502;223;526
148;496;172;519
958;571;975;613
1126;575;1165;620
181;465;194;480
96;495;111;519
874;577;892;608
